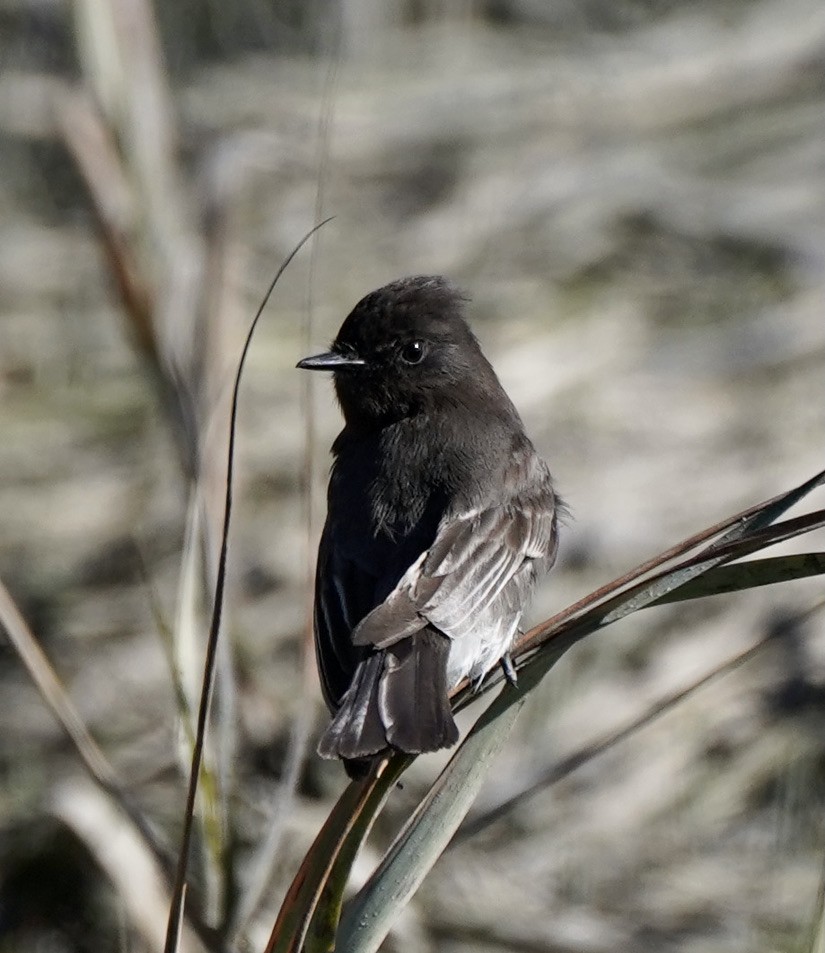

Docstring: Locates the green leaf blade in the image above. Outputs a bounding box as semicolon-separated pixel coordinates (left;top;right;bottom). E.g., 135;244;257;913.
652;553;825;605
337;694;527;953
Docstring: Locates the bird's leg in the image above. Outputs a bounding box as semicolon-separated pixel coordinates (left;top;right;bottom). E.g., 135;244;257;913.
471;671;487;693
499;652;518;686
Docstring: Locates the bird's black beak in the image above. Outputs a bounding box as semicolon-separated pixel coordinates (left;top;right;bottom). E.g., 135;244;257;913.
296;350;366;371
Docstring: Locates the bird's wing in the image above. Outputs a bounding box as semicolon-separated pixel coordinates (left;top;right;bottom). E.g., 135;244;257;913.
313;520;375;711
352;478;558;651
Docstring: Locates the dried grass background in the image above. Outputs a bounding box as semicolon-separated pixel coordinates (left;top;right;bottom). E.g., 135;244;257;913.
0;0;824;950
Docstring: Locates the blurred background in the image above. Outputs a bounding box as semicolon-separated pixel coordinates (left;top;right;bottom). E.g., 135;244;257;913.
1;0;824;950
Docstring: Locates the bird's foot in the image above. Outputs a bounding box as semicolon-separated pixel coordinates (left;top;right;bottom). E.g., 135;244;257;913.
500;653;518;687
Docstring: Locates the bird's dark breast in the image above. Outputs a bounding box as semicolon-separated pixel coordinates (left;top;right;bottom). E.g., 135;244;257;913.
315;424;448;710
332;426;448;595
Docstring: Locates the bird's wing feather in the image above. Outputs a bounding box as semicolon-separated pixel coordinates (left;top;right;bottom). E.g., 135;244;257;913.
314;521;375;711
352;477;557;651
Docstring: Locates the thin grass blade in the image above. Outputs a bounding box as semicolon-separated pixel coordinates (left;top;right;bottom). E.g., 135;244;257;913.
163;220;333;953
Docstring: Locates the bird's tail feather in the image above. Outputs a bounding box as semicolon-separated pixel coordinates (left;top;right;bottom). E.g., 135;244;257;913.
317;631;458;762
317;652;386;761
381;631;459;753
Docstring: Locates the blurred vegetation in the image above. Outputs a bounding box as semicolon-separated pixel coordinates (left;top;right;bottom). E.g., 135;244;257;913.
0;0;823;951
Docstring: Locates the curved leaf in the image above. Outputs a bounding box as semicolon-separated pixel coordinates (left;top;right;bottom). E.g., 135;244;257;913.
336;688;527;953
337;469;825;951
304;756;410;953
263;776;372;953
651;552;825;604
263;756;409;953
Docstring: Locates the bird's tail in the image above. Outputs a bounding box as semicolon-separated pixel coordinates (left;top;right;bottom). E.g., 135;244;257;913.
317;630;459;764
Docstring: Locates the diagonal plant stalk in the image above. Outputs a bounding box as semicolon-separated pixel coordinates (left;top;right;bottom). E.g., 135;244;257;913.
281;467;824;952
458;597;825;840
812;852;825;953
303;760;406;953
0;577;224;951
336;693;529;952
523;499;788;634
648;552;825;604
0;580;166;861
442;472;825;717
262;757;409;953
516;468;825;659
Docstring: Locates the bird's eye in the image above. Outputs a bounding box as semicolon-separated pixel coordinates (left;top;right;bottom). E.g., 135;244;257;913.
400;340;426;365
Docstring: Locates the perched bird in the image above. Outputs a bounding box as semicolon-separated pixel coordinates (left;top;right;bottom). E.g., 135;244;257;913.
298;276;560;769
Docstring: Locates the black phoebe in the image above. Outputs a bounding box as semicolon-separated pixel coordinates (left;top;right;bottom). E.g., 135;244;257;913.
297;276;559;767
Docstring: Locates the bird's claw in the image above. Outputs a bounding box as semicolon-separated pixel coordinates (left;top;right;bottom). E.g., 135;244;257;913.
500;653;518;686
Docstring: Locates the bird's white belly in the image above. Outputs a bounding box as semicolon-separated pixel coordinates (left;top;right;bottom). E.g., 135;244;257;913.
445;613;521;688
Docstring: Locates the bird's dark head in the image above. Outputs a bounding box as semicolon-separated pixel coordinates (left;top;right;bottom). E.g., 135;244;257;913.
298;276;497;427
